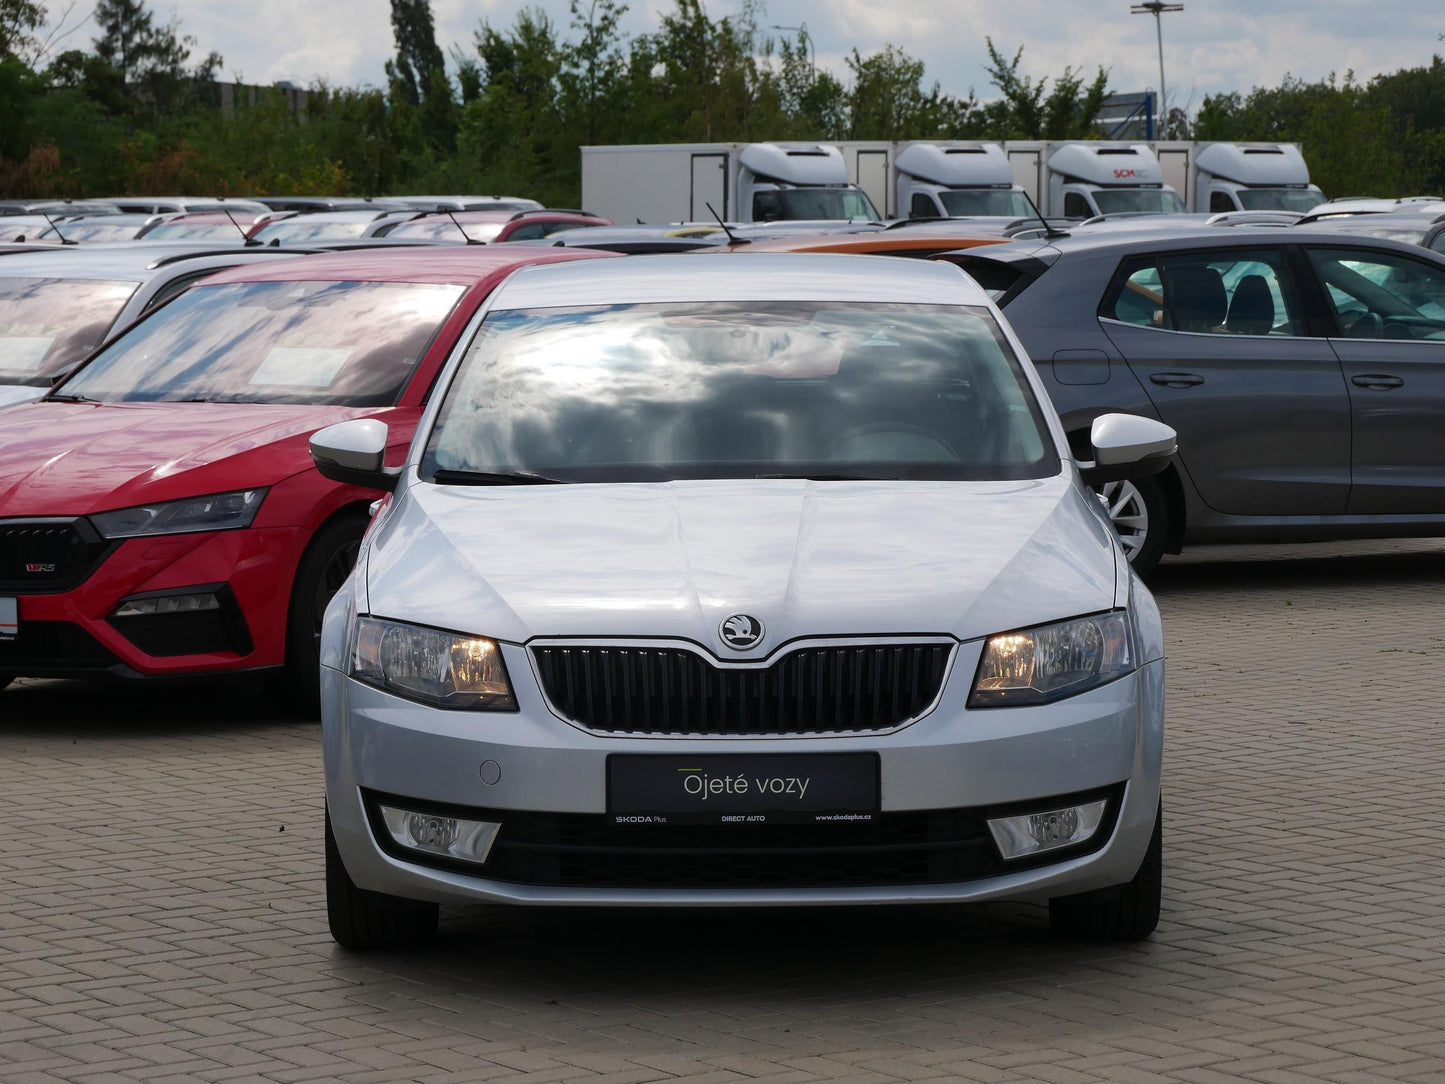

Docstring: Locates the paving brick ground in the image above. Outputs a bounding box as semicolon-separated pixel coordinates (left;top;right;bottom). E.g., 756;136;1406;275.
3;539;1444;1083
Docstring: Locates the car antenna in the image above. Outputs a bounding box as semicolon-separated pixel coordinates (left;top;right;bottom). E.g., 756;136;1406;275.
41;212;76;245
705;203;746;246
441;209;479;244
219;207;258;247
1020;190;1068;240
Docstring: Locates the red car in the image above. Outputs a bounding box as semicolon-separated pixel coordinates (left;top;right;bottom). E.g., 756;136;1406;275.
0;245;613;698
378;208;613;244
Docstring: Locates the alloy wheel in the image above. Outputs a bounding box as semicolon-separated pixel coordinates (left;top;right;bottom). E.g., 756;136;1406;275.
1095;479;1149;561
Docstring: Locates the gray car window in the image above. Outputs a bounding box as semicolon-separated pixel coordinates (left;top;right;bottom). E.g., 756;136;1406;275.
1105;250;1302;336
1306;247;1445;339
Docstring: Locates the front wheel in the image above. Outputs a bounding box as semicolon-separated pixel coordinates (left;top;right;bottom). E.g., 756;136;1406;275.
326;808;439;950
281;514;367;711
1094;474;1168;578
1049;803;1162;942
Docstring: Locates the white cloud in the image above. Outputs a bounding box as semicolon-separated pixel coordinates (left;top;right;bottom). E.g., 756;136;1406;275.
128;0;1444;103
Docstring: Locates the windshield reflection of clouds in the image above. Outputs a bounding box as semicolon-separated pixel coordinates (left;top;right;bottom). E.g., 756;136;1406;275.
61;280;464;405
0;277;138;384
427;302;1057;482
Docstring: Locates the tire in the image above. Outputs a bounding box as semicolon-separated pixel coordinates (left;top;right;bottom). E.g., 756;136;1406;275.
325;807;439;950
281;514;367;711
1049;802;1162;942
1093;474;1168;579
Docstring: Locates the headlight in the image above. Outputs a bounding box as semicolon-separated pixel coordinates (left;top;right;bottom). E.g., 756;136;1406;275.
91;489;267;539
349;617;516;710
970;611;1134;707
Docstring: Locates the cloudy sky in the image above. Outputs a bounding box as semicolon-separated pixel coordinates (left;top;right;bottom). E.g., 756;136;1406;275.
54;0;1445;109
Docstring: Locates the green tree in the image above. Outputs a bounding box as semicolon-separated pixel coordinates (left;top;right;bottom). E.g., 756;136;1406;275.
982;39;1108;139
846;45;972;140
1;0;43;60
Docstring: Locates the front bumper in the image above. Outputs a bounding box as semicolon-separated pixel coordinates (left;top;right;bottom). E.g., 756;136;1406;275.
0;526;307;678
323;642;1165;907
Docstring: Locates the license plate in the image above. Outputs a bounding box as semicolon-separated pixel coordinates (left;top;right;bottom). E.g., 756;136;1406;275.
0;597;15;642
607;753;879;826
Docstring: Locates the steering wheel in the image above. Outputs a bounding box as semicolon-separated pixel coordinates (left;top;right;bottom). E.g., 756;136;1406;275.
1343;310;1383;339
825;422;961;463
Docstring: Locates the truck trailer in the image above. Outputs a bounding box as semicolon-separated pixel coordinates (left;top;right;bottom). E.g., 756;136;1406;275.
1152;142;1325;213
580;139;1321;224
580;142;879;225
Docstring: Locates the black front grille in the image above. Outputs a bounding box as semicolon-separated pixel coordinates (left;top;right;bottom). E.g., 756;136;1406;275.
364;786;1123;889
0;620;121;672
531;643;953;735
0;519;113;593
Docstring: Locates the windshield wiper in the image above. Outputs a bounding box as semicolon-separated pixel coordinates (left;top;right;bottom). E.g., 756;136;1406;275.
47;393;98;403
431;468;570;486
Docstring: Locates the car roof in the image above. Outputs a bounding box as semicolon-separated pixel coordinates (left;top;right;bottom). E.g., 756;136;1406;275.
941;225;1445;264
490;252;980;308
0;243;292;279
197;244;617;286
722;232;1010;254
259;209;409;224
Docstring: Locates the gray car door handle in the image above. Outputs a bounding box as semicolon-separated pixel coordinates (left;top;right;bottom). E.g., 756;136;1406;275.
1149;372;1205;388
1350;374;1404;389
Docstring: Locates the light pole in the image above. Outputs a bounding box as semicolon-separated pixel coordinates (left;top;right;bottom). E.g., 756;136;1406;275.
1130;3;1183;138
770;23;814;81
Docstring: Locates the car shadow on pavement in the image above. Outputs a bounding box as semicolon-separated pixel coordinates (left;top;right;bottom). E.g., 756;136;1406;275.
326;900;1157;1003
0;675;314;736
1151;538;1445;594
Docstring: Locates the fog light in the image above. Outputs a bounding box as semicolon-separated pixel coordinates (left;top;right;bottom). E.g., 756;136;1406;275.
987;798;1109;861
378;804;500;865
113;592;221;618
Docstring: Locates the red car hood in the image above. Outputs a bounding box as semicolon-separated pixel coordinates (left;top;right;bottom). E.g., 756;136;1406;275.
0;401;390;516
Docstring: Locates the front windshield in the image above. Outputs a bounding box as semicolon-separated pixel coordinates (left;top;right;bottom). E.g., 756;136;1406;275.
1237;188;1324;212
142;222;251;241
40;221;147;242
1093;189;1186;214
939;190;1033;217
0;278;138;386
752;188;878;222
251;219;374;243
58;279;465;405
384;219;506;243
423;302;1058;483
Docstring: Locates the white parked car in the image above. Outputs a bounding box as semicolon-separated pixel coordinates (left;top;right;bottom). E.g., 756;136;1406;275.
313;254;1175;950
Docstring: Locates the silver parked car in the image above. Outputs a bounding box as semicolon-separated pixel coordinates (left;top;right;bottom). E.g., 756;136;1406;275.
0;244;308;408
313;254;1174;950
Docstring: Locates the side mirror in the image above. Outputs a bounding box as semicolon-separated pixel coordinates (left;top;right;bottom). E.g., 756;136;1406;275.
1077;413;1177;486
309;419;401;492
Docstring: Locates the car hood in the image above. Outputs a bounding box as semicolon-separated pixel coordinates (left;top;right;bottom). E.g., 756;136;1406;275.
0;401;387;515
365;476;1119;651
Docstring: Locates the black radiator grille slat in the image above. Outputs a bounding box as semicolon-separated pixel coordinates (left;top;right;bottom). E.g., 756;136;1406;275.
0;519;112;593
532;642;952;735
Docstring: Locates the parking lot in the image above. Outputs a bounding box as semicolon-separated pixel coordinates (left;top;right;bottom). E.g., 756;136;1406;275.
3;539;1444;1083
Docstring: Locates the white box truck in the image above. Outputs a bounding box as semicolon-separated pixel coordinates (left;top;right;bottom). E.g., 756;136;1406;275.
581;139;1323;224
1152;141;1324;213
580;142;879;224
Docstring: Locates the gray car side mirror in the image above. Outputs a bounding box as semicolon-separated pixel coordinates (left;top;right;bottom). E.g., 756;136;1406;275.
1077;413;1177;486
310;418;402;492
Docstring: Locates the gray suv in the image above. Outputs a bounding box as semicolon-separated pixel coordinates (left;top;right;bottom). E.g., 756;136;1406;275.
944;227;1445;573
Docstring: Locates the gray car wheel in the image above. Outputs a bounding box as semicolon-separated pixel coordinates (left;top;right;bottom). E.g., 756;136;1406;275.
1093;475;1167;577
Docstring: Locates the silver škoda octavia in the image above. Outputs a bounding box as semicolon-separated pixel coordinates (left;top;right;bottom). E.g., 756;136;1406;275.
312;254;1176;950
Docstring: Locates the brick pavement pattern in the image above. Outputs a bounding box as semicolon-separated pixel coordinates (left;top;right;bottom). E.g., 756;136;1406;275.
2;539;1444;1083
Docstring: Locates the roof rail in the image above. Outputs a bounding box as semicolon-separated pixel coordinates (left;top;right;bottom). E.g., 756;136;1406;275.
506;208;601;221
144;246;320;269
